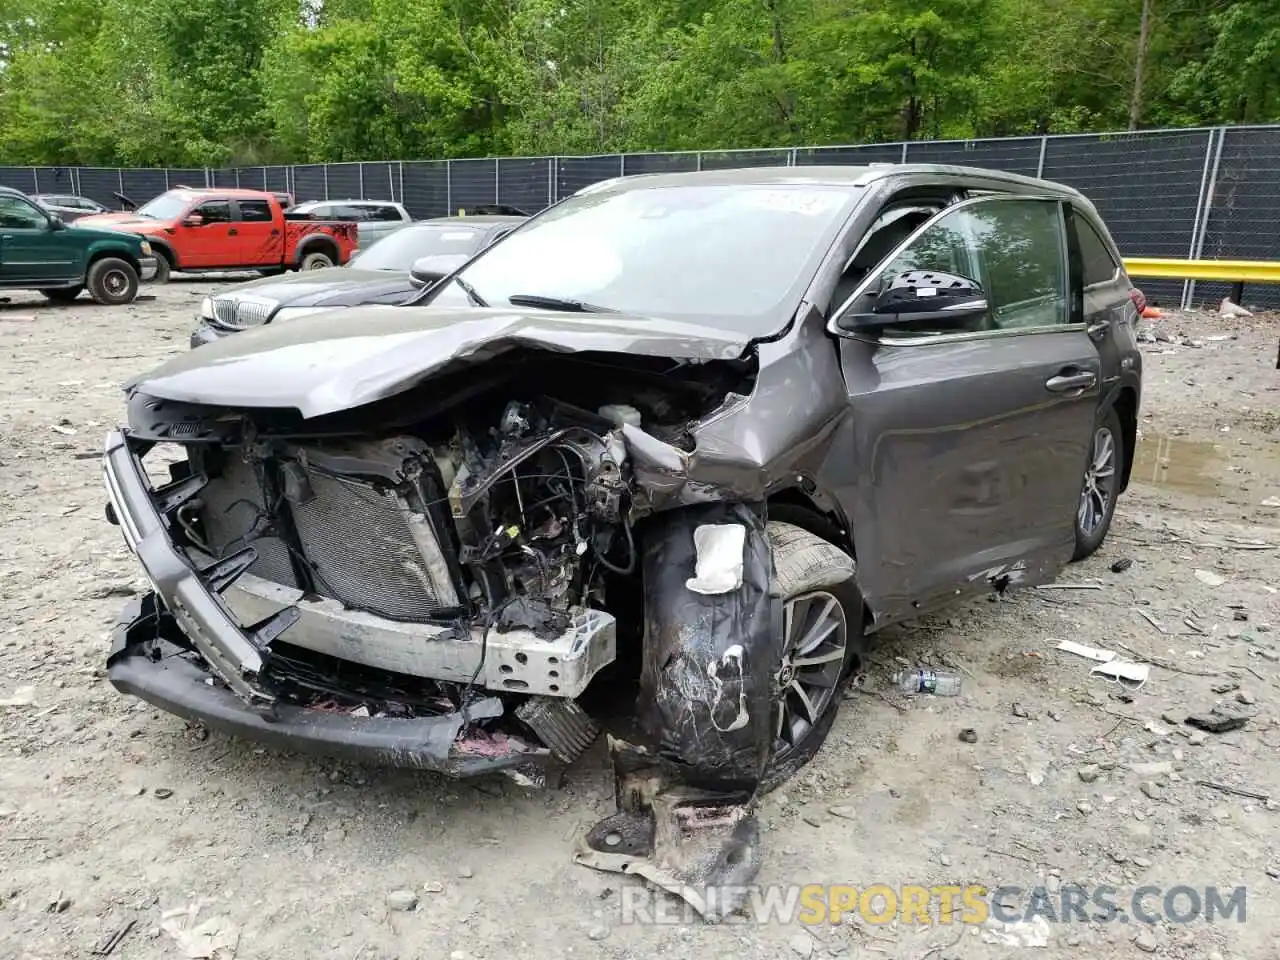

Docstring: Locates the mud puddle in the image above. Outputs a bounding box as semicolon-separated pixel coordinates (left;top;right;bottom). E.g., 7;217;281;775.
1133;430;1280;500
1132;432;1221;496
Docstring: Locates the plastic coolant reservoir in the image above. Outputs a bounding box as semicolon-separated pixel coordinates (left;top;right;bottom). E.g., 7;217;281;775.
597;404;642;428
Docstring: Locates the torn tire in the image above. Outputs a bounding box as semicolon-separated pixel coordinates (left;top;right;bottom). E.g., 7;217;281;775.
637;507;863;790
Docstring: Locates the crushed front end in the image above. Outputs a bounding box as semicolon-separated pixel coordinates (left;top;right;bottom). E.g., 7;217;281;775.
100;403;644;777
101;349;754;780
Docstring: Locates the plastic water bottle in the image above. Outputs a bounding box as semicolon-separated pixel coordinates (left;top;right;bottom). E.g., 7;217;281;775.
892;668;963;696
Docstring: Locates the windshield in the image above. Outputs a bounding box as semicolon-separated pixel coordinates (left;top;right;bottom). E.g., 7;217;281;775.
351;223;488;272
135;191;192;220
440;184;855;333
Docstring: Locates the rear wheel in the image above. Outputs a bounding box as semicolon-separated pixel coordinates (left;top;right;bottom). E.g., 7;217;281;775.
40;286;83;303
86;258;139;305
1073;407;1124;560
299;250;334;271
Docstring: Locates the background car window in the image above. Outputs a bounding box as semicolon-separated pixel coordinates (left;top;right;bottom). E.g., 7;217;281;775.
370;205;403;222
238;200;273;222
136;192;191;221
196;201;232;224
0;196;50;228
866;199;1067;334
1075;216;1121;286
349;223;486;271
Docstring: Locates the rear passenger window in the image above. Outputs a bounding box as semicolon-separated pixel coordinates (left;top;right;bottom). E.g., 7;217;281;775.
238;200;272;222
1075;217;1121;286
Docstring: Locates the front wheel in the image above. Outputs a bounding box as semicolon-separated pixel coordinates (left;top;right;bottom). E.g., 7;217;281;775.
152;254;171;284
765;522;865;783
86;258;139;305
1073;407;1124;560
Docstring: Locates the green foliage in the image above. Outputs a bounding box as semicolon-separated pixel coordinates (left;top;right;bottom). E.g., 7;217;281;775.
0;0;1274;166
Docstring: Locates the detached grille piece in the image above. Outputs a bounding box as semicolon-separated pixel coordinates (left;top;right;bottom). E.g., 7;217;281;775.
289;469;459;623
196;454;299;588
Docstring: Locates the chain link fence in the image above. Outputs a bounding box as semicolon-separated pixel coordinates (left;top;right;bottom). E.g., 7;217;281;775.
2;125;1278;308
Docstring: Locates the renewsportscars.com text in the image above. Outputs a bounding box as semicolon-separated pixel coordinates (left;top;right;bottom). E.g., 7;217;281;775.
619;883;1248;926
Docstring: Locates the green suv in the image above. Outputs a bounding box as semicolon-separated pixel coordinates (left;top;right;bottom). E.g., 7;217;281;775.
0;186;157;304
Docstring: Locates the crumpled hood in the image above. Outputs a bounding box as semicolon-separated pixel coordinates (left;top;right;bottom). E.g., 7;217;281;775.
128;305;751;419
215;268;408;309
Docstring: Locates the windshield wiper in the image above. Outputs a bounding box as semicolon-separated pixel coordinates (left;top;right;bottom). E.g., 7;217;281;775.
507;293;618;314
453;275;488;307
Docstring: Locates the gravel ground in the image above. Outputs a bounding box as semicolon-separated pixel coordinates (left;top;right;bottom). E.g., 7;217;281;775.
1;283;1278;960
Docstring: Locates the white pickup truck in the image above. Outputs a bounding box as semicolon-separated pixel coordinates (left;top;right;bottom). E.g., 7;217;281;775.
285;199;413;250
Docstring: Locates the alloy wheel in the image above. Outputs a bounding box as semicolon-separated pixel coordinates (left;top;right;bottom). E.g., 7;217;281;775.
1078;425;1117;536
774;590;848;753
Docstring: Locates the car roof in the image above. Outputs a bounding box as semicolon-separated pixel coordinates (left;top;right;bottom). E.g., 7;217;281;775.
578;163;1086;201
299;198;402;205
169;187;283;199
422;215;526;226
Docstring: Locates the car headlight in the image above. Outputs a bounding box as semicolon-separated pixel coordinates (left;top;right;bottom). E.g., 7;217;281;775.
139;241;152;256
199;296;215;321
271;306;332;324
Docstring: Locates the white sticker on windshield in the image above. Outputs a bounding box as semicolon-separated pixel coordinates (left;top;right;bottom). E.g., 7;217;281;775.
440;231;476;241
740;190;845;216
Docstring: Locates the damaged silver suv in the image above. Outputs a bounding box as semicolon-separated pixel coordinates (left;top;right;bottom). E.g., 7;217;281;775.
102;164;1141;822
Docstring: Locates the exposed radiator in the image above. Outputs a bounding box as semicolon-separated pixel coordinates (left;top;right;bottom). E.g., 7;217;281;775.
197;454;299;588
195;440;462;624
289;469;459;622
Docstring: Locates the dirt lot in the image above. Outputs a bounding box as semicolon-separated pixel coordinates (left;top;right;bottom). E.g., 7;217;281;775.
1;282;1278;960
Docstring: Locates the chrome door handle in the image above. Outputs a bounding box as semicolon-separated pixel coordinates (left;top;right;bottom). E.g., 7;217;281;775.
1045;372;1097;393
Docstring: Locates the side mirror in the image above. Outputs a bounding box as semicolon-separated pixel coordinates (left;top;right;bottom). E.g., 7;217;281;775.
409;261;445;290
182;213;205;228
409;253;468;290
47;216;66;231
836;270;987;332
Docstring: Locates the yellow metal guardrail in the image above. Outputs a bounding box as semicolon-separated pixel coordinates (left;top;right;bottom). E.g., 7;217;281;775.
1123;258;1280;282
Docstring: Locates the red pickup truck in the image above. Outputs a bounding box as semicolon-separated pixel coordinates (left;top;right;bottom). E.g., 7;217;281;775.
76;188;358;282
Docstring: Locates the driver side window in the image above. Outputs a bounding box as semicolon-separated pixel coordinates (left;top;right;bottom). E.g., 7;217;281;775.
849;198;1069;337
195;201;232;224
0;196;50;229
